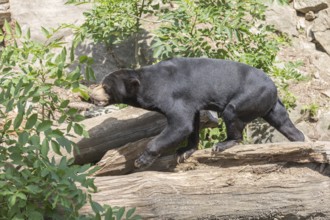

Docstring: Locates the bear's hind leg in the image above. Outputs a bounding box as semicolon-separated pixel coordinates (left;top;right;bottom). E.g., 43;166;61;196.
263;100;305;141
213;103;247;152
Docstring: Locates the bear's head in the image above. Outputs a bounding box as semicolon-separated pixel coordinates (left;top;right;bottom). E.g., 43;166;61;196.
89;69;140;106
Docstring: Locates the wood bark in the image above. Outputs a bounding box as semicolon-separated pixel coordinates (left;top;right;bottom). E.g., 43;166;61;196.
81;141;330;219
94;140;330;176
67;107;217;165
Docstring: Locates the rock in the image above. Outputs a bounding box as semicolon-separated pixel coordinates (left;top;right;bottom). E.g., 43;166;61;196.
313;30;330;54
266;4;299;36
316;111;330;141
83;105;120;118
321;89;330;98
10;0;90;42
305;11;317;20
312;8;330;32
0;3;9;11
310;8;330;54
294;0;328;13
0;11;10;26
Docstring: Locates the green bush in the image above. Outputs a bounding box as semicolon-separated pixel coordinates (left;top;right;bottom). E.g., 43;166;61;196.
0;21;140;220
152;0;279;72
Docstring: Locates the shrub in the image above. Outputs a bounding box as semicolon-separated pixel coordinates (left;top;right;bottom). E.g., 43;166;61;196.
0;21;140;219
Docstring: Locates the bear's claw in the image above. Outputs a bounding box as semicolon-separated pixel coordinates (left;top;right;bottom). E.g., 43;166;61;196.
134;150;160;170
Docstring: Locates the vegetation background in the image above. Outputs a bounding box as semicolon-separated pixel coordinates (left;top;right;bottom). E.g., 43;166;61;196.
0;0;315;219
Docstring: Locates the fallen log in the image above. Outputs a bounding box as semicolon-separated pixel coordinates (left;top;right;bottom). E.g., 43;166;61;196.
94;140;330;176
81;141;330;219
71;107;217;164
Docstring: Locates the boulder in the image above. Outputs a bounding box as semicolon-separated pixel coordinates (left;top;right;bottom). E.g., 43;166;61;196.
316;111;330;141
10;0;90;42
294;0;328;13
266;4;299;36
310;8;330;54
313;30;330;54
312;8;330;32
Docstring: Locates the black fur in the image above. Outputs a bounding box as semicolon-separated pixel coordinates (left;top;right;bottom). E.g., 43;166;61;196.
95;58;305;169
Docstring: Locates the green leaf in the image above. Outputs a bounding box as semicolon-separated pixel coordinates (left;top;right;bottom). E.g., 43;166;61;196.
48;129;64;138
60;100;70;108
30;135;40;147
15;22;22;37
36;120;52;132
13;113;24;130
28;211;43;220
51;140;62;155
41;139;49;156
126;207;136;219
26;28;31;39
91;201;103;214
16;192;27;201
116;207;125;220
72;87;89;100
26;185;42;194
79;55;88;63
3;120;12;132
25;113;38;130
18;131;29;146
58;115;67;124
70;42;75;62
56;137;73;153
104;207;114;220
41;26;50;38
8;194;17;208
73;123;84;136
4;19;12;35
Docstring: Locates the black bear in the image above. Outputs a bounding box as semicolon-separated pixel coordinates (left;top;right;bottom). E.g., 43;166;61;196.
90;58;305;169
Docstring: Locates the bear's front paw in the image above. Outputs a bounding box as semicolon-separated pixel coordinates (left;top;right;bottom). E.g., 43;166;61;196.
134;150;160;170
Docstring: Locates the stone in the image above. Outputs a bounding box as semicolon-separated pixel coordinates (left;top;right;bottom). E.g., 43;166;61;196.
10;0;90;42
316;111;330;141
313;30;330;54
310;8;330;55
0;0;8;3
0;11;10;26
0;3;9;11
321;90;330;98
265;4;299;36
312;8;330;32
294;0;328;13
305;11;317;20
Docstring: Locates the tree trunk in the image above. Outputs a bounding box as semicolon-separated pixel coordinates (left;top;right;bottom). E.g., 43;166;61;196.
81;141;330;219
67;107;217;165
94;140;330;176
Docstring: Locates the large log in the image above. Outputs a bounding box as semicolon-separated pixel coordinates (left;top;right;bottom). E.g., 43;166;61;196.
81;141;330;219
94;140;330;176
71;107;217;164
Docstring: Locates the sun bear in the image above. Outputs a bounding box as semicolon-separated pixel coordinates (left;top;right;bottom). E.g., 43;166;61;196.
90;58;305;169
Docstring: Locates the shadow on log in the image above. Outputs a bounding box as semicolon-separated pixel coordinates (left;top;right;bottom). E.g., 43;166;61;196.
81;141;330;219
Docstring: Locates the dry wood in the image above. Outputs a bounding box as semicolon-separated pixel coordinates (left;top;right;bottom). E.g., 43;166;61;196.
94;141;330;176
69;107;217;164
80;141;330;219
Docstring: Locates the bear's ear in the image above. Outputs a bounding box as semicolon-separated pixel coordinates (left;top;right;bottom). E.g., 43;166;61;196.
125;77;140;95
